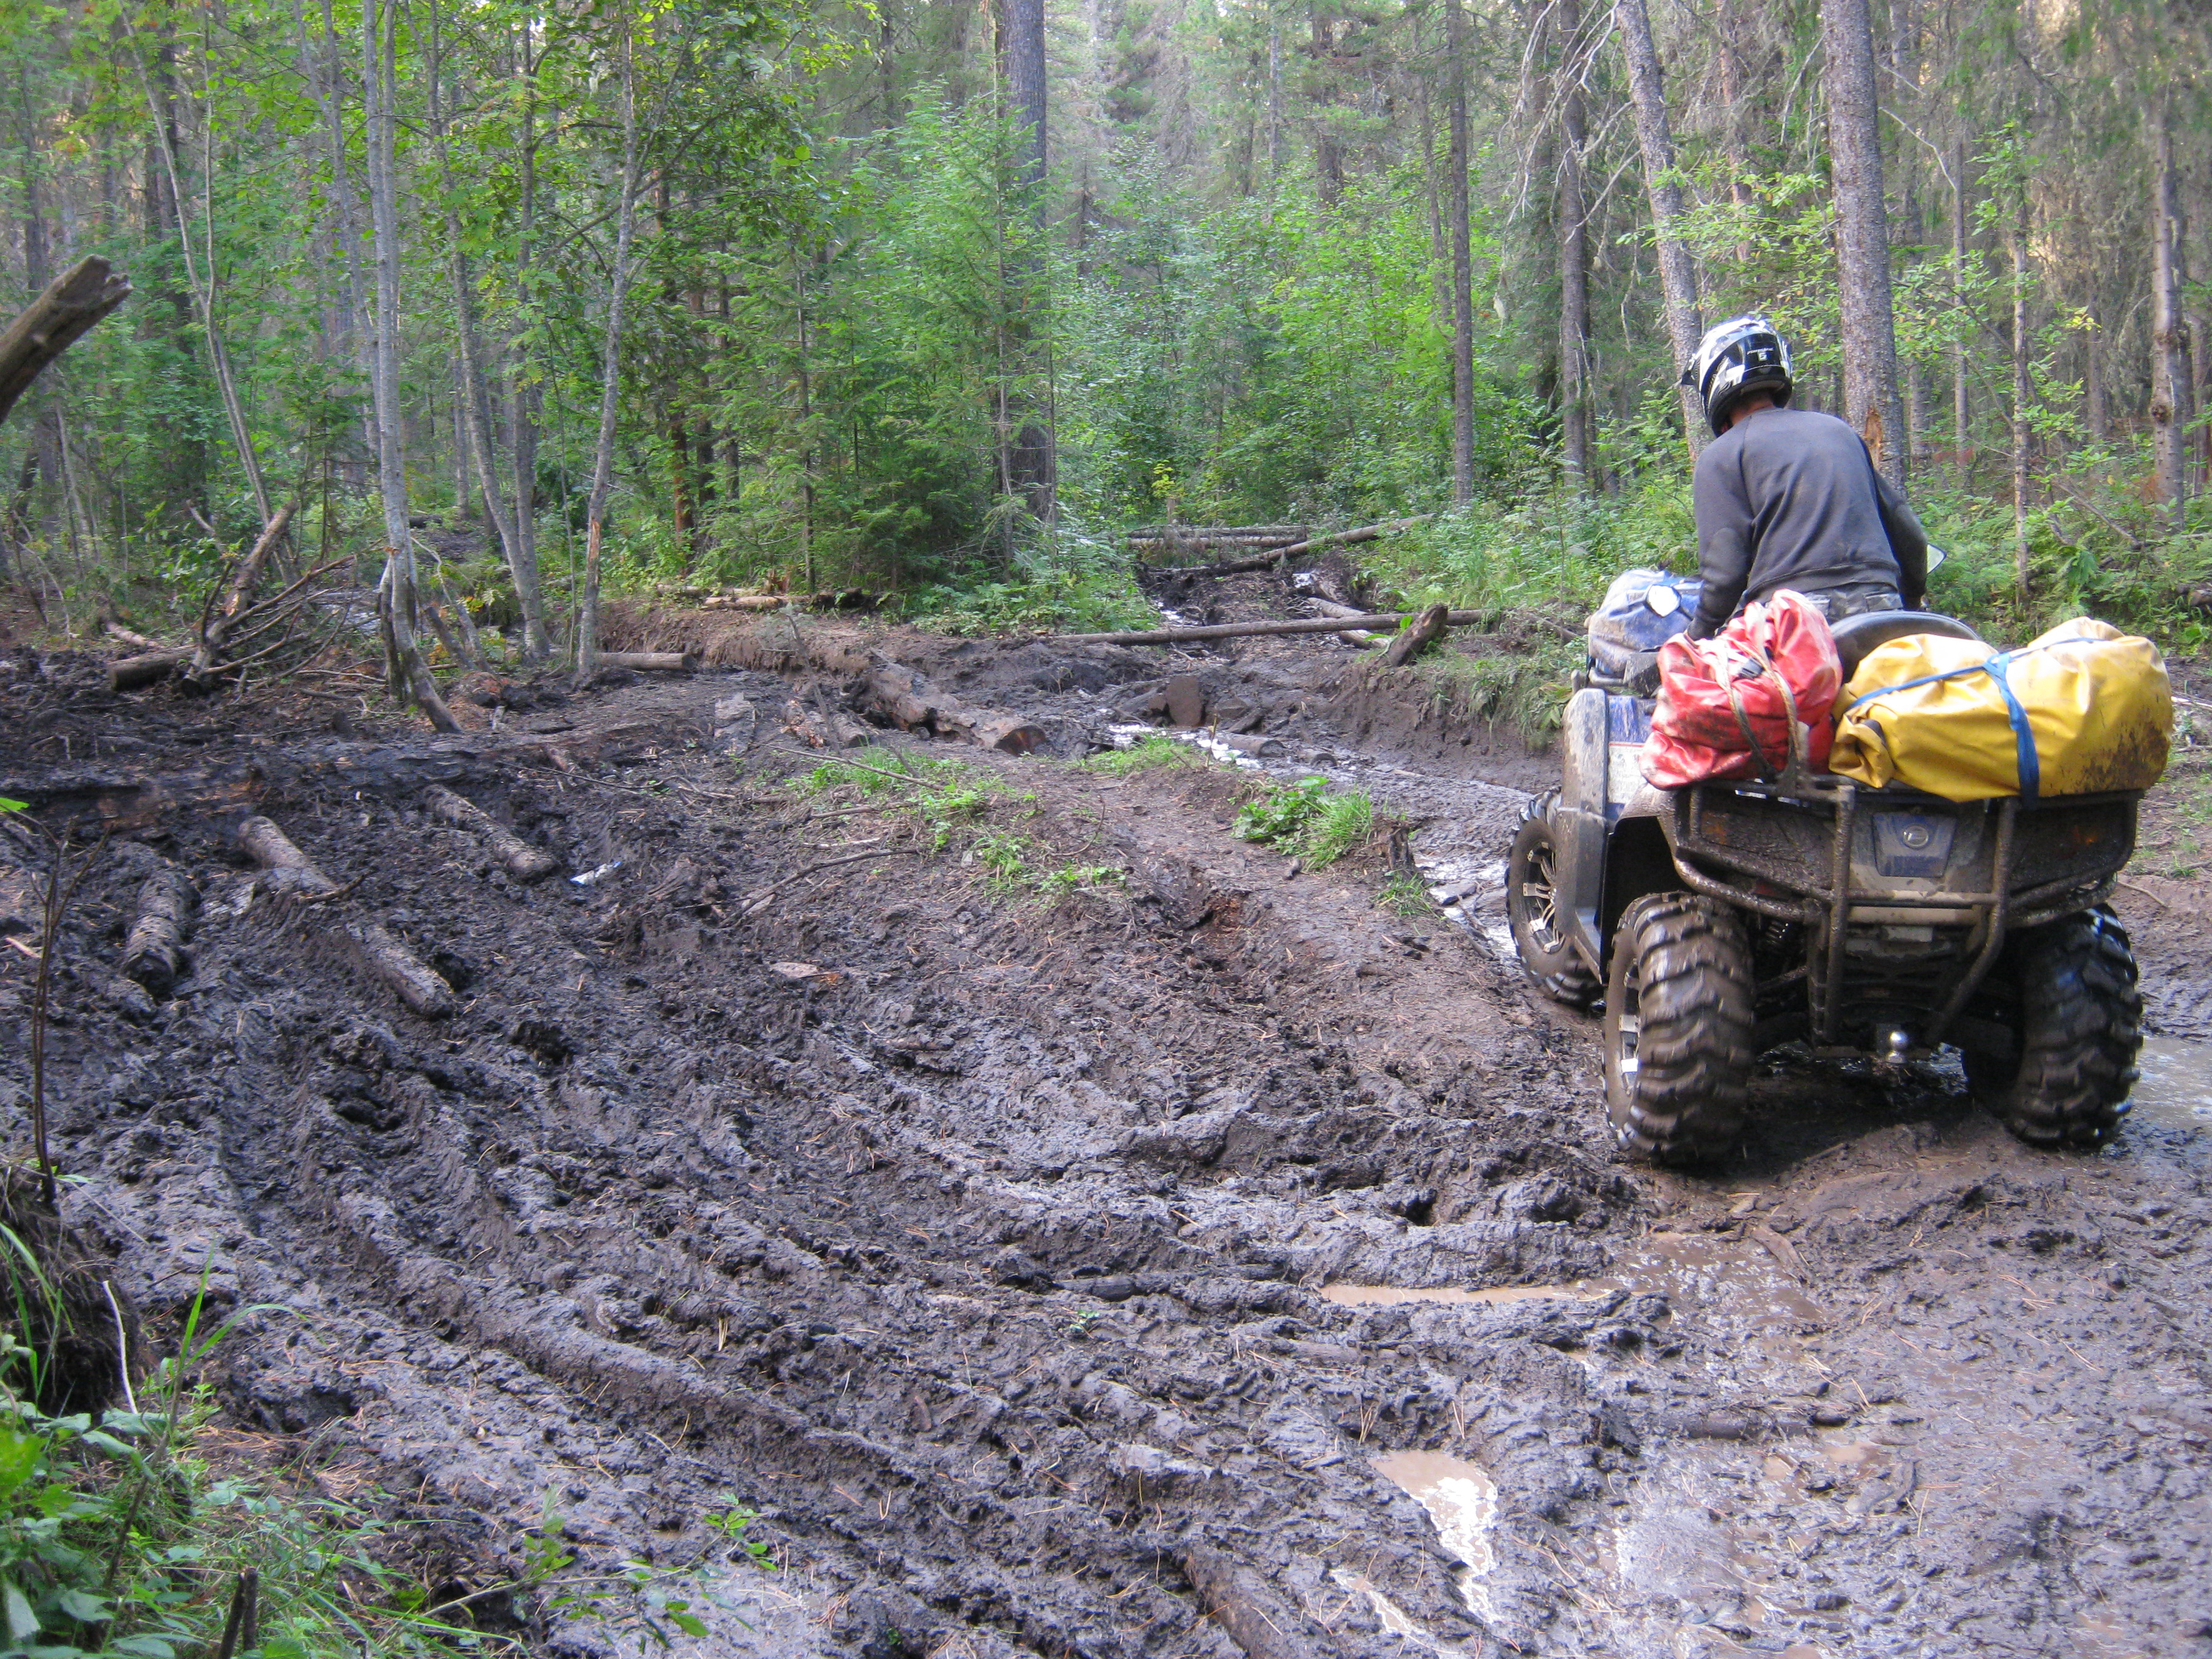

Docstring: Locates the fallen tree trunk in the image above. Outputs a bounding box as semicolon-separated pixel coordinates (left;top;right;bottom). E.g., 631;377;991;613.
1382;601;1451;667
1164;516;1437;579
597;649;697;672
1305;598;1382;645
120;867;198;996
235;814;454;1016
0;256;132;427
109;650;187;692
1062;608;1486;647
1127;524;1306;538
102;619;168;653
855;664;1046;754
424;784;558;881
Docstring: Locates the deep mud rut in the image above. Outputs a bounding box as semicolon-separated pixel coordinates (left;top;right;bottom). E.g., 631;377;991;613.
2;581;2210;1659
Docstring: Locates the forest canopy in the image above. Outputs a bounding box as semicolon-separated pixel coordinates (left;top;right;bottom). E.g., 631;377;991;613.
0;0;2205;680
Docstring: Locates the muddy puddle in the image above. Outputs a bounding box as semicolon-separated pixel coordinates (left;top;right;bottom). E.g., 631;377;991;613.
2130;1034;2212;1128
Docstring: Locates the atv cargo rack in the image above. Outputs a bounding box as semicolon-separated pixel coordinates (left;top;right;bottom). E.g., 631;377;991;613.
1666;776;2136;1050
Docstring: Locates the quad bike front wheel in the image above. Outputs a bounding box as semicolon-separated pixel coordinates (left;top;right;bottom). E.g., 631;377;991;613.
1963;905;2140;1150
1605;892;1756;1167
1507;794;1601;1008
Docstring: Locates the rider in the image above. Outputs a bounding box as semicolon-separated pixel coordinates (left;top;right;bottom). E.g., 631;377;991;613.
1681;315;1929;640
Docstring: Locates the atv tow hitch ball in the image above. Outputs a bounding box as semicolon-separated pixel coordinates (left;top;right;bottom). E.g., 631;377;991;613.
1877;1027;1913;1068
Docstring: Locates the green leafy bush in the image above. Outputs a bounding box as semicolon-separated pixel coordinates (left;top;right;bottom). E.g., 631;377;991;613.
1233;777;1375;869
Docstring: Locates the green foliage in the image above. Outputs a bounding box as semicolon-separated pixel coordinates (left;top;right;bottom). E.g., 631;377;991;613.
1233;776;1375;868
1375;873;1434;917
1078;735;1206;775
1036;862;1125;897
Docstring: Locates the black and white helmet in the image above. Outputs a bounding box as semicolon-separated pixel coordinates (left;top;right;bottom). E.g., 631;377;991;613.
1682;315;1793;436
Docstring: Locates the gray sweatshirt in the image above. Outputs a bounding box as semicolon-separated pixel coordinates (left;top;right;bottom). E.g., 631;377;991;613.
1688;404;1928;638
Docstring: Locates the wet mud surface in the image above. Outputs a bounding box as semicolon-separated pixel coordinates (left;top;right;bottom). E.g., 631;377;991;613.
2;587;2210;1657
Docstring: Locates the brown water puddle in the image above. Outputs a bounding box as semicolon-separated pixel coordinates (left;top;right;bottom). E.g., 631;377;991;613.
1368;1448;1501;1626
2131;1036;2212;1129
1318;1282;1602;1308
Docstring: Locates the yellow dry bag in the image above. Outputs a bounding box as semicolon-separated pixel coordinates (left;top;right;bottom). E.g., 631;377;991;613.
1829;617;2171;800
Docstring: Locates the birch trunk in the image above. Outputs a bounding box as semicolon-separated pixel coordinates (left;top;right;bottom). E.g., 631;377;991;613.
574;8;643;680
509;28;548;661
1557;0;1592;494
2009;221;2032;602
1951;136;1970;486
1820;0;1908;486
1446;0;1476;502
2151;97;2188;530
1613;0;1704;455
362;0;456;728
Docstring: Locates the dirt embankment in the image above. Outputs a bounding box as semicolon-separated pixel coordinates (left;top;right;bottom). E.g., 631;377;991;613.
0;589;2208;1658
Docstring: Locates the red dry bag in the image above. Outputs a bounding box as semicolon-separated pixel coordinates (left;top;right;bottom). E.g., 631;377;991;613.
1640;591;1842;789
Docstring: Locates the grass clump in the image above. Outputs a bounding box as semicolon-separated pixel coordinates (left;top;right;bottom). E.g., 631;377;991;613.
1375;873;1433;916
1078;734;1207;776
1233;776;1375;869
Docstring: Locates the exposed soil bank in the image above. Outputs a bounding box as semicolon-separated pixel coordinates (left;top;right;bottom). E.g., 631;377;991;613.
1;604;2207;1658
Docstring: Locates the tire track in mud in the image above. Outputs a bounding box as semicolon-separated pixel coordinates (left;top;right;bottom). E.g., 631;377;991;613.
7;635;2212;1657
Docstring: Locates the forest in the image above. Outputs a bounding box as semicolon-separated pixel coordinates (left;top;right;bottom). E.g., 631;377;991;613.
0;0;2205;692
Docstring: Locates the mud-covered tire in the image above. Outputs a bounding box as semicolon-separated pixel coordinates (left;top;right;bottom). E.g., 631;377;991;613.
1604;892;1755;1167
1507;794;1601;1008
1963;906;2140;1150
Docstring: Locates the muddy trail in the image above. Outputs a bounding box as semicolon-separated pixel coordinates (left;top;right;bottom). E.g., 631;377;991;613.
2;569;2210;1659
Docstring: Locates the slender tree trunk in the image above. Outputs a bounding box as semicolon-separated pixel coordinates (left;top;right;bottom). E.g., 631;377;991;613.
2151;96;2188;530
1557;0;1592;493
1446;0;1476;503
427;0;540;654
1614;0;1705;455
1951;136;1970;487
2085;309;2108;441
139;43;272;526
1267;22;1283;182
575;11;643;680
1002;0;1054;519
362;0;455;728
509;27;548;660
1820;0;1908;486
2009;221;2031;601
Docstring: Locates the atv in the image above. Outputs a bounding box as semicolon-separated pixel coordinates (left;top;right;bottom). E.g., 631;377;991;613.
1508;571;2144;1166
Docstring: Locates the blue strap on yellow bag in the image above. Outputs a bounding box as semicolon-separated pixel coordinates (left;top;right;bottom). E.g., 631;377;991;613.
1830;618;2171;800
1840;646;2048;800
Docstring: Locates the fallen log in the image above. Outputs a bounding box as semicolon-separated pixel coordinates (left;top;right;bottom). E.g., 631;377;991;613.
235;814;454;1016
102;619;168;653
1062;608;1485;647
1382;601;1451;668
120;867;198;996
1178;1547;1342;1659
1305;598;1382;645
781;699;871;750
109;650;187;692
597;649;697;672
0;255;132;427
1166;515;1436;578
1127;524;1307;538
424;785;558;881
854;664;1047;754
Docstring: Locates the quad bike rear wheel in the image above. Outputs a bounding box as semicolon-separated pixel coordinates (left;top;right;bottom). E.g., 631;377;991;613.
1605;892;1756;1167
1507;793;1601;1008
1963;905;2140;1150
